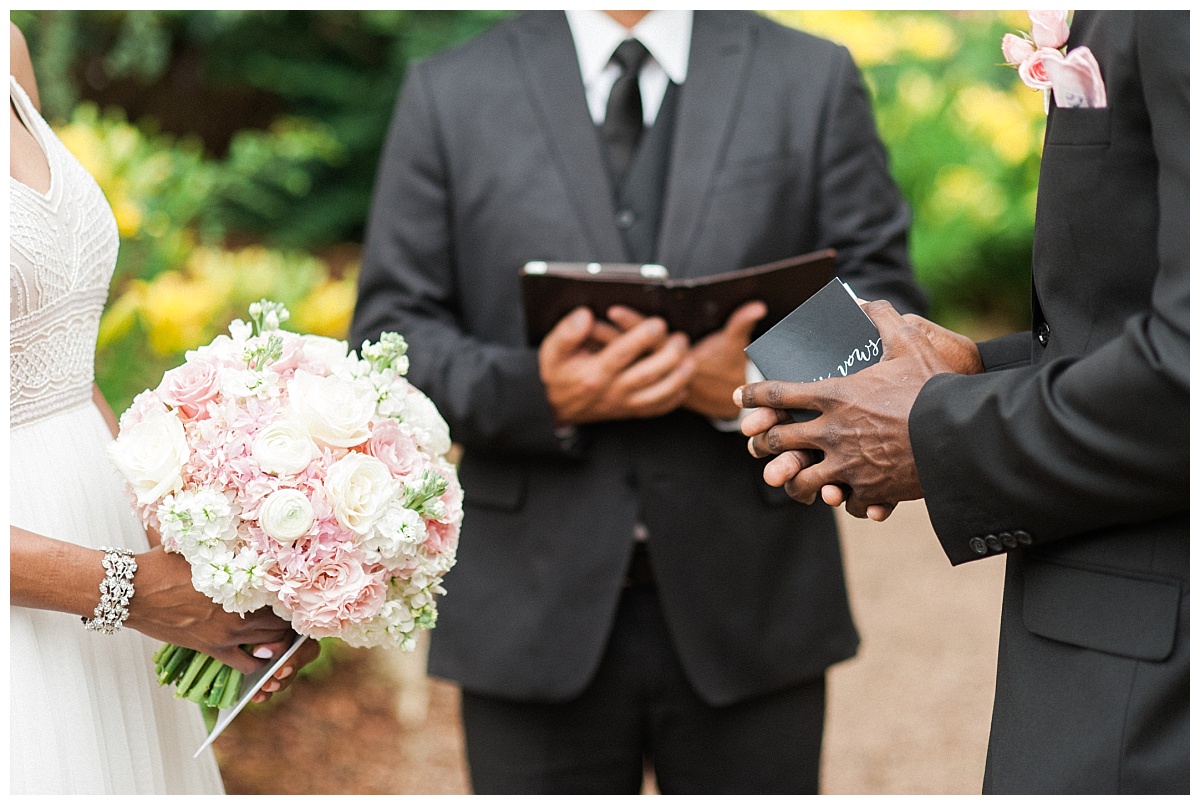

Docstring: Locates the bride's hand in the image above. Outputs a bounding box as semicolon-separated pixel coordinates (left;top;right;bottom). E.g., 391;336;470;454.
249;636;323;703
125;546;294;674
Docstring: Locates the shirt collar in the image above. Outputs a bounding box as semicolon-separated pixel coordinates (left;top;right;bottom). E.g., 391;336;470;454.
565;10;692;86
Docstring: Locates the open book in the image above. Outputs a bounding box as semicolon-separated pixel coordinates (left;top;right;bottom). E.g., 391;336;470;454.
519;249;837;345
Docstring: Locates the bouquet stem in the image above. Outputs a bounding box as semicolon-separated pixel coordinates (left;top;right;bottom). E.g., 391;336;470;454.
154;643;244;710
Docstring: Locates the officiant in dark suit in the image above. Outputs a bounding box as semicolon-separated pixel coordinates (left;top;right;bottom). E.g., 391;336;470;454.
352;9;925;794
738;10;1188;794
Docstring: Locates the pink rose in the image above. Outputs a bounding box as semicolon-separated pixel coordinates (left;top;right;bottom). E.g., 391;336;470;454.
270;546;387;637
366;419;426;479
1001;33;1034;67
157;356;222;420
1028;10;1069;50
1017;46;1063;91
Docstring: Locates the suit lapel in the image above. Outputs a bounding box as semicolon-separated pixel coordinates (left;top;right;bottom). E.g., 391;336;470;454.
508;12;626;260
657;12;755;277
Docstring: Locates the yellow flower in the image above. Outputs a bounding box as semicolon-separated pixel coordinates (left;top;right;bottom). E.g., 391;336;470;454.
954;85;1039;165
930;165;1005;225
136;270;229;355
291;271;359;340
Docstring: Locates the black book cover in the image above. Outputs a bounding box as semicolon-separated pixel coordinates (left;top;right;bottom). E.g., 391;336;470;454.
744;277;882;422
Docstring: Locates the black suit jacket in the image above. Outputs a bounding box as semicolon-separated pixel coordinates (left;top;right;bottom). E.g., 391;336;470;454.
910;11;1188;793
353;11;926;706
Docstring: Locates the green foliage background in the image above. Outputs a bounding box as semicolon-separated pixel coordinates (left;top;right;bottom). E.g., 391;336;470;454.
11;9;1045;410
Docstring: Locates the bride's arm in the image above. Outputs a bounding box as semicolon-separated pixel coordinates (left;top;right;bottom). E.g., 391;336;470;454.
93;383;120;438
10;526;320;695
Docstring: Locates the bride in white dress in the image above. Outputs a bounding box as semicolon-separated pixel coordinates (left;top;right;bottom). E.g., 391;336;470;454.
9;23;319;794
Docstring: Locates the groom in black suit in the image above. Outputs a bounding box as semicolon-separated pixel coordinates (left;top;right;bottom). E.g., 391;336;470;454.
352;9;925;794
739;10;1188;794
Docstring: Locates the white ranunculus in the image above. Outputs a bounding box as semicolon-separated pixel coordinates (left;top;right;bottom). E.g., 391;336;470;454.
252;420;317;476
301;334;350;370
258;489;316;543
324;453;399;534
107;409;190;505
287;370;376;448
400;389;452;456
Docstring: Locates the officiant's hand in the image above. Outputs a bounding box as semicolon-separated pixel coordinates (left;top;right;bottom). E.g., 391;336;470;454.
735;300;961;520
126;546;295;674
539;306;694;424
607;301;767;421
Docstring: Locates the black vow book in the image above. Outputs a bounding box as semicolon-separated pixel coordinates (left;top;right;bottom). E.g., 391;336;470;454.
519;249;836;345
744;277;883;422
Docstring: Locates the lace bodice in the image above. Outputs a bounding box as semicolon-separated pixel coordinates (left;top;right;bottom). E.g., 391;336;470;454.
10;75;119;428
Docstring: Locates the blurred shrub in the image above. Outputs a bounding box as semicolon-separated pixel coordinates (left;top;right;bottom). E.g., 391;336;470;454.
49;102;354;411
12;9;1047;401
767;10;1045;331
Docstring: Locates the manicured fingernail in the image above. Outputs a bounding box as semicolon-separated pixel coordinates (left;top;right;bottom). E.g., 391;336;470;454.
263;680;281;692
253;646;274;659
277;666;294;679
733;388;743;406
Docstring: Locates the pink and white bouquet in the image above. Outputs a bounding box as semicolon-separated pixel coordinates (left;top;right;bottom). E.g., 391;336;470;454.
108;300;461;708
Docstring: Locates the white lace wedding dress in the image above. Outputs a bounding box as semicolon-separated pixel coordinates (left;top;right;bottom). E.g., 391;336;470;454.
9;74;224;794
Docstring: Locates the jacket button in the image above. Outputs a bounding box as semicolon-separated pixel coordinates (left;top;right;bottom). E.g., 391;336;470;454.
969;537;988;555
615;208;637;229
1013;529;1032;545
985;535;1003;552
999;531;1017;548
1036;322;1051;346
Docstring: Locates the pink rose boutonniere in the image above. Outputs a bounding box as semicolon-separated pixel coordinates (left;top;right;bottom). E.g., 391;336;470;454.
1002;10;1107;111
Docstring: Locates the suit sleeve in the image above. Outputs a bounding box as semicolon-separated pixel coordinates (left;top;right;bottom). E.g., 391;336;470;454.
351;64;567;456
814;46;928;317
908;14;1189;565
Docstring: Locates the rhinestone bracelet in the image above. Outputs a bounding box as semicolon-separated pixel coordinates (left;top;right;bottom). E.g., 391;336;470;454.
82;547;137;634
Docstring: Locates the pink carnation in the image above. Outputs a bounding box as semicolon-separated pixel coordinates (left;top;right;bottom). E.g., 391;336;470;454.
269;545;388;637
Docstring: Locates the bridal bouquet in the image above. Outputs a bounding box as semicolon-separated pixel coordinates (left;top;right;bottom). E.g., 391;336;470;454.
108;301;461;709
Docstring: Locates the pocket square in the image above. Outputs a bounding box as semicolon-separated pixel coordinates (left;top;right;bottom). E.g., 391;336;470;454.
1045;46;1107;109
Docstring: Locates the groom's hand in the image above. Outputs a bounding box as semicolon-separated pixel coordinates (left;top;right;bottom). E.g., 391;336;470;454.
735;300;957;519
539;306;694;424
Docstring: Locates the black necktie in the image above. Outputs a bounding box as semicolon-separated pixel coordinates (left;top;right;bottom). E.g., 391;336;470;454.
602;38;651;181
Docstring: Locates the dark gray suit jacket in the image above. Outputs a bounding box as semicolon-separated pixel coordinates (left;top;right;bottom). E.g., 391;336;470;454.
353;10;926;707
910;11;1188;793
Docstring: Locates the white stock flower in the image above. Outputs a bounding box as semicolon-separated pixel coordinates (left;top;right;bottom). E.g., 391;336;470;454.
156;488;237;560
287;370;376;448
258;488;316;542
363;501;426;567
324;453;399;534
192;548;272;613
108;408;190;505
398;389;452;456
252;420;317;476
221;368;280;400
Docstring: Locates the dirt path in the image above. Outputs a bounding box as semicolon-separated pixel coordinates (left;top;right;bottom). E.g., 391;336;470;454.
214;500;1004;795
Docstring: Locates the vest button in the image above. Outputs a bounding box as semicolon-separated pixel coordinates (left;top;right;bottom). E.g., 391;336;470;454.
1037;322;1051;346
615;208;637;229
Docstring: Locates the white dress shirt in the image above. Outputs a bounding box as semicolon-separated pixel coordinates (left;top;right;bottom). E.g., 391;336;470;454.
562;9;759;436
565;10;692;127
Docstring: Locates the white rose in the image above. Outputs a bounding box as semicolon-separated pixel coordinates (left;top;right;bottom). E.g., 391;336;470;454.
324;453;399;534
399;389;452;457
301;335;350;370
287;370;376;448
107;409;190;505
258;489;315;542
252;420;317;476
